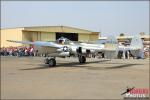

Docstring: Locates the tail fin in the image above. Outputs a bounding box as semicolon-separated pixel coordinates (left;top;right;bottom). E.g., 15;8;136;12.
129;36;144;58
130;36;143;49
104;36;118;59
104;36;118;51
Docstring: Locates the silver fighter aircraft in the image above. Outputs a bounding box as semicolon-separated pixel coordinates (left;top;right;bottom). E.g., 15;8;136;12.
7;36;143;67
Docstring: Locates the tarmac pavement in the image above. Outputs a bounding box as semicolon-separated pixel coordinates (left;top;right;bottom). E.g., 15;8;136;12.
1;56;149;99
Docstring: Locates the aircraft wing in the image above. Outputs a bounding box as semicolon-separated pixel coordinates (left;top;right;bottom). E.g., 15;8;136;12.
7;40;61;49
7;40;34;45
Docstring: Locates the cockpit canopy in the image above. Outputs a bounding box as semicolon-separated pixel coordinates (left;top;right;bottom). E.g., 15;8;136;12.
56;37;73;45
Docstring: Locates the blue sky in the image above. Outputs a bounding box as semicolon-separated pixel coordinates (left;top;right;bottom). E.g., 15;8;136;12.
1;1;149;36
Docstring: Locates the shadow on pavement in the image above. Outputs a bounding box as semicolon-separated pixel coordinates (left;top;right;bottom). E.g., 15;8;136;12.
19;60;144;71
86;64;144;70
19;60;110;70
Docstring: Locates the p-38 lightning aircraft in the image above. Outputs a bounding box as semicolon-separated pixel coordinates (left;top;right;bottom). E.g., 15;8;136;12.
7;36;143;67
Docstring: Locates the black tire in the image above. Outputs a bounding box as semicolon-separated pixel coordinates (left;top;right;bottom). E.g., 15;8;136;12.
44;58;49;64
48;58;56;67
79;56;86;63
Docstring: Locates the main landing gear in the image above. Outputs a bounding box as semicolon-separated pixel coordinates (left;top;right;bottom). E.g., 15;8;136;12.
78;55;86;63
44;57;56;67
44;55;86;67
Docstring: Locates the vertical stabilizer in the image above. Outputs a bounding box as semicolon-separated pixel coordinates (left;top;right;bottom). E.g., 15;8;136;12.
105;36;118;51
130;36;143;49
104;36;118;59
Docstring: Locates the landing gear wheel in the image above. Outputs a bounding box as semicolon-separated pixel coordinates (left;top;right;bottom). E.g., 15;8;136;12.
44;58;49;64
48;58;56;67
79;56;86;63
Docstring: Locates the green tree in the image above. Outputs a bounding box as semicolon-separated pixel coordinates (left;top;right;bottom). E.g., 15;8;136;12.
120;33;125;36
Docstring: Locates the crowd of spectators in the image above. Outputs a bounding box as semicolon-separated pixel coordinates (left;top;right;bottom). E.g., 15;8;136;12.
0;46;36;57
1;45;149;58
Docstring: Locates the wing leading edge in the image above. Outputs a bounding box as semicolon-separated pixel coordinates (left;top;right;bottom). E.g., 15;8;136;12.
7;40;61;49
